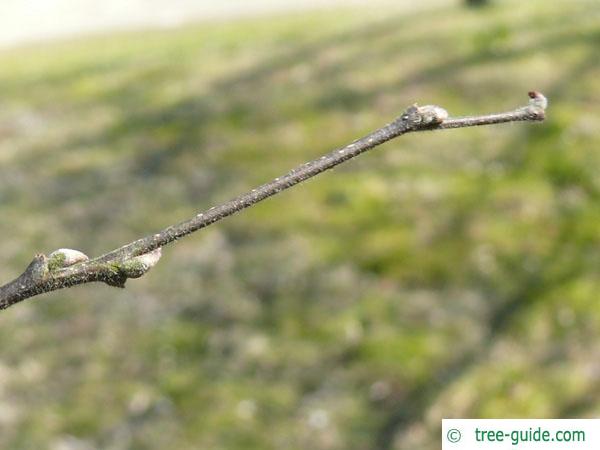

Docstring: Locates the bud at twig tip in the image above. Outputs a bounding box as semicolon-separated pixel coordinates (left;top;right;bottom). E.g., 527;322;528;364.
527;91;548;110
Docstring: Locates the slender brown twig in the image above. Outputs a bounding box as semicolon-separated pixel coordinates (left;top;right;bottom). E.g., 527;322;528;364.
0;93;546;311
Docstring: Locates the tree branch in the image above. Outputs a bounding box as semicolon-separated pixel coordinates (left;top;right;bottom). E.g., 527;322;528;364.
0;93;546;311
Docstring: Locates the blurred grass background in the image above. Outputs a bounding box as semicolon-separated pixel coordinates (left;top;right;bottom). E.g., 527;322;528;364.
1;0;600;448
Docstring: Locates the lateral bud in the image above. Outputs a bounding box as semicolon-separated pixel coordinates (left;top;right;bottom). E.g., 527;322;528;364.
400;103;449;128
416;104;449;125
119;248;162;279
48;248;89;270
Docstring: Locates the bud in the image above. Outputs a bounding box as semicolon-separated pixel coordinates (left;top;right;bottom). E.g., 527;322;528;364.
48;248;89;270
528;91;548;110
416;104;449;125
119;248;162;279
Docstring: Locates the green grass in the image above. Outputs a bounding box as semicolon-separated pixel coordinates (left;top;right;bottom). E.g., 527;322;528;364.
1;1;600;448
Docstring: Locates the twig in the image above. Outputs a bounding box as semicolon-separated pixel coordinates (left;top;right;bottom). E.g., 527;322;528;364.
0;93;546;311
